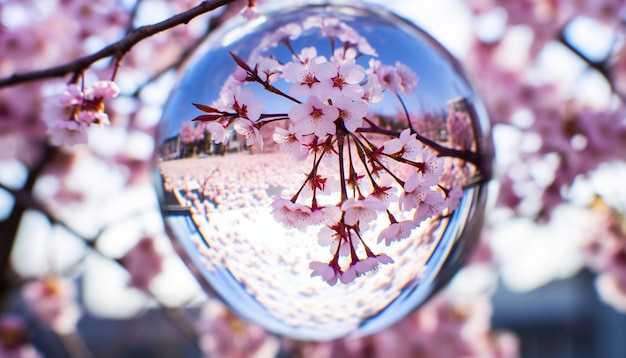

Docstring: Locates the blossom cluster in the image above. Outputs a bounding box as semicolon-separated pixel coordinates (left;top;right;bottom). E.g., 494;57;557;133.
582;199;626;312
189;15;481;285
46;80;120;146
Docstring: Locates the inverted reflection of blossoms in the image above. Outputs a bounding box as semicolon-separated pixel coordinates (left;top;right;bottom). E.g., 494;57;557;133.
157;3;491;340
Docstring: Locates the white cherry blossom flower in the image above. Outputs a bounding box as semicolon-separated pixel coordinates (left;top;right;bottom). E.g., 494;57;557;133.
341;196;386;226
205;122;228;144
217;87;264;122
317;225;354;256
283;54;336;98
48;119;88;146
271;197;311;229
445;187;464;212
22;277;81;334
421;147;445;182
234;118;263;149
377;219;417;246
320;58;365;101
355;253;394;276
413;191;445;223
333;95;368;133
399;171;435;211
256;56;282;83
394;61;419;94
273;126;308;160
310;261;342;286
382;128;423;160
288;95;339;138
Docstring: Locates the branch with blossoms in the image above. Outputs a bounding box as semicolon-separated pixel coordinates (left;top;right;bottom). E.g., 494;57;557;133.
0;0;236;88
168;15;485;286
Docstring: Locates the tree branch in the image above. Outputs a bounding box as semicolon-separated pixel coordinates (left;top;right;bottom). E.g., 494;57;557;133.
0;0;236;88
558;29;624;101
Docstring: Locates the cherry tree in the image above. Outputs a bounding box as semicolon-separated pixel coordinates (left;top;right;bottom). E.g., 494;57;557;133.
1;0;625;356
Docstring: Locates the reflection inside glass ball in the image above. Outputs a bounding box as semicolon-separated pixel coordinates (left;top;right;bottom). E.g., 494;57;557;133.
156;2;492;341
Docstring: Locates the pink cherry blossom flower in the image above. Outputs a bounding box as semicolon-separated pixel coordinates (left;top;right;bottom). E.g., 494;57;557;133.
355;253;394;275
288;95;339;138
340;263;359;284
47;119;88;146
263;23;302;49
234;118;263;149
217;87;264;122
256;56;282;83
309;261;342;286
271;197;316;229
317;225;356;256
77;109;110;125
273;126;308;160
399;171;440;212
58;85;83;107
413;191;445;223
382;128;423;160
421;147;445;183
394;61;418;94
22;277;82;334
205;122;228;144
87;80;120;99
369;60;418;94
48;80;119;145
333;95;368;133
197;300;280;358
341;196;386;226
444;187;464;212
319;58;365;100
121;236;164;292
378;219;416;246
239;3;259;20
361;75;385;103
0;315;42;358
283;54;336;98
595;273;626;313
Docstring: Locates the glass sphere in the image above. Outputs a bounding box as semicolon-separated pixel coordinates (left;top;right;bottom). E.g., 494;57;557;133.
156;1;492;341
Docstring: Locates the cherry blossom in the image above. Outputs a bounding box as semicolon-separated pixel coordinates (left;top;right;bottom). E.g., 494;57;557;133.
333;95;368;133
341;196;386;226
288;95;339;138
283;52;336;98
400;171;439;211
216;87;264;122
0;315;42;358
47;119;88;146
378;218;417;246
272;126;308;160
234;118;263;149
22;277;82;334
309;261;342;286
206;122;228;144
271;197;316;229
319;59;365;101
382;129;423;160
368;60;418;94
121;236;165;292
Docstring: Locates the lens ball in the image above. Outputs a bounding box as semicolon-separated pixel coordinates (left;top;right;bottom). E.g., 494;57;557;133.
156;1;492;341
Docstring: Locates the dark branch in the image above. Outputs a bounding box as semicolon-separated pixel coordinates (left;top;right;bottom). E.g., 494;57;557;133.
0;0;236;88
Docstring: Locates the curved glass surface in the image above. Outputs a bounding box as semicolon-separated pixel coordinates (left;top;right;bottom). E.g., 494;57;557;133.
155;2;492;341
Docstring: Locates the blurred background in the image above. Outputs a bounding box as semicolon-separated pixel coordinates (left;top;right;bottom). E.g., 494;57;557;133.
1;0;626;357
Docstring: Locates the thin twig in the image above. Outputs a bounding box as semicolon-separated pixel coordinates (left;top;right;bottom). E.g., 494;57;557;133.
0;0;236;88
